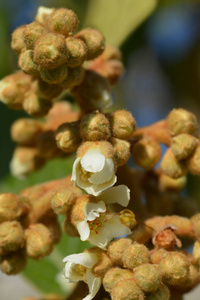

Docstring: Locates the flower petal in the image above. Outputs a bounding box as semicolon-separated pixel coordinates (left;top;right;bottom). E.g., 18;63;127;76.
81;149;105;173
77;220;90;241
85;174;117;196
97;185;130;207
63;253;99;268
88;158;114;185
85;201;106;221
71;157;81;182
82;270;102;300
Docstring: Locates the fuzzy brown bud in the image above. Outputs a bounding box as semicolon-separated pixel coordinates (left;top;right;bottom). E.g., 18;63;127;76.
91;250;113;278
186;145;200;175
103;267;134;293
111;277;145;300
145;283;170;300
40;64;68;84
37;79;63;100
171;133;198;160
191;214;200;240
66;37;88;67
77;140;114;159
108;238;132;266
167;108;198;136
122;242;150;269
150;248;168;264
0;250;27;275
19;50;39;75
0;221;25;254
110;110;136;140
0;193;27;223
110;138;130;167
160;148;187;179
37;131;60;159
193;241;200;265
51;188;77;215
23;91;52;118
23;21;47;49
47;8;79;37
75;28;105;60
25;223;54;259
11;25;26;53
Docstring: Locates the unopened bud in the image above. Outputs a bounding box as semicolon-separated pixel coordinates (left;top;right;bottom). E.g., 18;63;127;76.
80;112;110;141
40;64;68;85
110;138;130;167
103;267;134;293
18;50;39;75
91;250;113;277
111;277;145;300
66;37;88;67
131;137;161;170
37;79;63;100
145;283;170;300
11;118;42;146
25;223;54;259
11;25;26;53
55;121;81;153
193;241;200;265
186;145;200;175
23;21;47;49
107;238;132;266
133;263;161;293
23;91;52;117
0;193;27;223
77;140;114;159
171;134;198;160
159;173;187;191
191;214;200;240
101;59;124;85
180;264;200;292
34;33;68;69
0;250;27;275
150;248;167;264
0;221;25;254
75;28;105;60
160;251;190;286
37;131;60;159
60;66;85;89
167;108;198;136
160;148;187;179
35;6;54;24
70;194;92;226
42;218;61;244
62;218;79;237
51;188;77;215
47;8;79;37
122;242;150;269
110;110;136;140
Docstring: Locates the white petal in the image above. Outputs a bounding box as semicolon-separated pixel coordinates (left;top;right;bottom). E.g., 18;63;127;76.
88;158;114;185
63;261;84;282
82;270;102;300
77;221;90;241
81;149;105;173
97;185;130;207
85;201;106;221
63;253;99;268
89;227;110;249
86;174;117;196
105;215;131;238
71;157;81;182
10;156;28;180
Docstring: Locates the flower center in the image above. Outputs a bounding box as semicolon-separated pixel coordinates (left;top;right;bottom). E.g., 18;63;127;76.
88;211;114;235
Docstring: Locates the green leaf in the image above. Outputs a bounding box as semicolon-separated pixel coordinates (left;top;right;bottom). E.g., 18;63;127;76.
84;0;158;47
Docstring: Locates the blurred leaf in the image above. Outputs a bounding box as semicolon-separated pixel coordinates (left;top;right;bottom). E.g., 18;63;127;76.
84;0;157;47
0;6;11;77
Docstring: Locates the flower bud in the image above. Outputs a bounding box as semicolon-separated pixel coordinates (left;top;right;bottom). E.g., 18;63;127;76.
171;134;198;160
103;267;134;293
133;263;161;293
152;226;182;250
91;250;113;277
35;6;54;24
37;131;60;159
80;112;110;141
107;238;132;266
11;25;26;53
167;108;198;136
11;118;42;146
186;145;200;175
23;91;52;117
66;37;88;67
60;66;85;89
122;242;150;269
159;173;187;191
51;188;77;215
191;214;200;240
159;251;190;286
55;121;81;153
70;194;92;225
0;250;27;275
111;277;145;300
160;148;187;179
145;283;170;300
150;248;167;264
25;223;54;259
110;138;130;167
34;33;68;69
37;78;63;100
179;264;200;292
0;221;25;254
47;8;79;37
23;21;47;49
40;64;68;84
75;28;105;60
18;50;39;75
77;140;114;159
110;110;136;140
62;218;79;237
0;193;27;223
193;241;200;265
131;137;161;170
42;218;61;244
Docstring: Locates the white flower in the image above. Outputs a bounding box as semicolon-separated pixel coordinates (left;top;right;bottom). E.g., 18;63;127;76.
71;148;117;196
76;185;131;249
63;252;102;300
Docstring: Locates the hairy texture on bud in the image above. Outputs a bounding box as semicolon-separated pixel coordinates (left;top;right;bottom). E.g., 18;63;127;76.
0;221;25;254
159;173;187;192
37;79;63;100
11;25;26;53
131;137;161;170
51;188;77;215
160;148;187;179
19;50;39;75
23;91;52;117
23;21;47;49
55;121;81;153
11;118;42;146
122;243;150;269
111;277;145;300
160;251;190;286
110;138;130;167
108;238;132;266
186;145;200;175
191;214;200;240
110;110;136;140
0;250;27;275
47;8;79;37
171;134;198;160
35;6;54;24
80;112;110;141
145;283;170;300
60;66;85;88
91;251;113;277
150;248;168;264
133;264;161;293
66;37;88;67
40;64;68;84
167;108;198;136
25;223;54;259
77;140;114;159
0;193;27;223
37;131;60;159
75;28;105;60
34;33;68;69
103;267;134;293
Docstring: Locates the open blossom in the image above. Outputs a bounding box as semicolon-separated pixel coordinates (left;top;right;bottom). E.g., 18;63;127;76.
63;252;102;300
72;185;131;249
71;147;116;196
